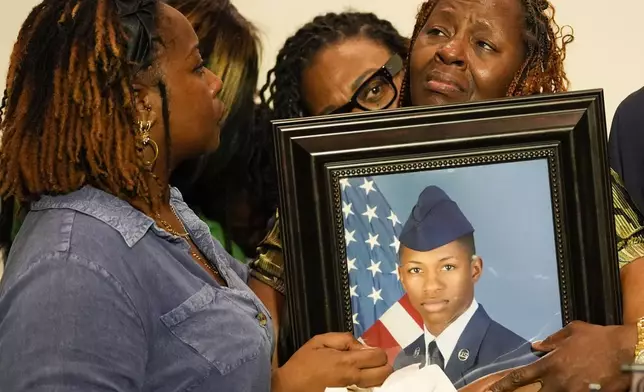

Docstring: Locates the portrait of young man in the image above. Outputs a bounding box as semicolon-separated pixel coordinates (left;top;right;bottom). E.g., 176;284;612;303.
394;185;539;387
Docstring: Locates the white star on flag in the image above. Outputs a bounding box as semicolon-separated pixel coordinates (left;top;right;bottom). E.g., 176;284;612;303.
367;260;382;277
362;205;378;223
345;229;356;246
342;201;354;218
387;211;402;226
390;236;400;253
350;285;358;297
391;265;400;281
368;287;383;304
339;174;409;343
365;233;380;250
359;178;375;195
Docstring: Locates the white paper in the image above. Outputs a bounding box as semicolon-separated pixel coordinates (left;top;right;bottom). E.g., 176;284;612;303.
324;364;458;392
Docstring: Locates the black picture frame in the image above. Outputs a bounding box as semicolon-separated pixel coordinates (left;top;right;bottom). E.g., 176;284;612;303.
273;89;622;358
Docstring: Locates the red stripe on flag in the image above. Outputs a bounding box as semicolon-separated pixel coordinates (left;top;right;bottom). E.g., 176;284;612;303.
362;320;402;364
398;294;424;328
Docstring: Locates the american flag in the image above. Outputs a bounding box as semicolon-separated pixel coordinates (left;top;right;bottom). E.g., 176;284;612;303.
340;175;425;363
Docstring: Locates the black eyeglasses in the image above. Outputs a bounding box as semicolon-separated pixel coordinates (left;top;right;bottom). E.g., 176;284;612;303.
330;54;404;115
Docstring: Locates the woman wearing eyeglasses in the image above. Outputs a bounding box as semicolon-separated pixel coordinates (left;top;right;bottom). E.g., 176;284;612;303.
253;11;409;365
259;11;409;118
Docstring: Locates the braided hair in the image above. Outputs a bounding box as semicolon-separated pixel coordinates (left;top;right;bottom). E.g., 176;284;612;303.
259;11;409;120
400;0;574;106
0;0;169;252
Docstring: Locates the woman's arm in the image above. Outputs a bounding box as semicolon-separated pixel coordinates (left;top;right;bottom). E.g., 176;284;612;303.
612;168;644;323
248;210;286;367
621;258;644;324
249;276;284;367
458;368;540;392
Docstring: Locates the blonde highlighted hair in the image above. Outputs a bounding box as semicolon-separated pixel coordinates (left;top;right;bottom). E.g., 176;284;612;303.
167;0;260;123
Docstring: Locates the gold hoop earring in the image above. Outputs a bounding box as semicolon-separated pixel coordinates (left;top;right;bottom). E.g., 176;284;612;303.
143;139;159;168
137;119;159;168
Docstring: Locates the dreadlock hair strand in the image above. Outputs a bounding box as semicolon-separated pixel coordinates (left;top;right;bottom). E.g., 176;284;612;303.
0;0;161;211
400;0;573;106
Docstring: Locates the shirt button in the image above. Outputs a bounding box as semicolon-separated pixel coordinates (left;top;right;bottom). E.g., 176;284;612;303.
256;312;267;326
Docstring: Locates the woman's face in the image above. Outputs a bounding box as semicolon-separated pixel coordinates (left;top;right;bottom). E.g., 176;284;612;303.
150;4;225;166
409;0;526;106
301;38;404;116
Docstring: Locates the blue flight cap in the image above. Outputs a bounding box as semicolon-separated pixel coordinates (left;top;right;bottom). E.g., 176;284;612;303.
400;185;474;252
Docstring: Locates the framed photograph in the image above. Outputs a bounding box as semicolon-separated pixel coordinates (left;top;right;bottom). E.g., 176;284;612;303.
273;89;621;386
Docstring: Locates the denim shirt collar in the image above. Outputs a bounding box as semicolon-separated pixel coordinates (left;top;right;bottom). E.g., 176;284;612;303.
30;186;185;248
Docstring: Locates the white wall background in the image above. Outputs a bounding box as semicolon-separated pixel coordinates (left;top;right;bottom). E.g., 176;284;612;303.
1;0;643;128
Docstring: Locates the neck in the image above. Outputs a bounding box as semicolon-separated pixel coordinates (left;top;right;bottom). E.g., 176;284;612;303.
127;162;172;216
426;323;448;338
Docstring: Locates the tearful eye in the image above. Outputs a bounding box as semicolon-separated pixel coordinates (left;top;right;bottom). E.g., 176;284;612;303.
477;41;495;51
426;28;447;37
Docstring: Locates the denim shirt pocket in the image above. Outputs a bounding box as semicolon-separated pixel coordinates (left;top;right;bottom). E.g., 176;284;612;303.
160;284;265;376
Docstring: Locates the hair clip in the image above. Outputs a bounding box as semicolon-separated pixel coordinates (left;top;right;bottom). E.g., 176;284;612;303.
114;0;158;71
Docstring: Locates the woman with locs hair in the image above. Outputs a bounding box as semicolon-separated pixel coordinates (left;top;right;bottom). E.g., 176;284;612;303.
0;0;272;266
0;1;392;391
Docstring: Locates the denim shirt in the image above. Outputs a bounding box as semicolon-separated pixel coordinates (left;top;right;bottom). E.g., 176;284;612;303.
0;186;274;392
